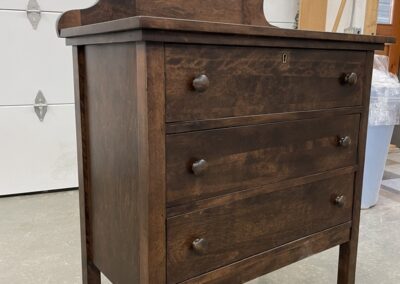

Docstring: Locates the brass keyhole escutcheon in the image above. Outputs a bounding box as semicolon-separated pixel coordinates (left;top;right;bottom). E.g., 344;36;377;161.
282;53;288;64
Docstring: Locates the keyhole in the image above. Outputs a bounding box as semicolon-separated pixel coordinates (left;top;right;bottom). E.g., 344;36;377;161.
282;53;288;64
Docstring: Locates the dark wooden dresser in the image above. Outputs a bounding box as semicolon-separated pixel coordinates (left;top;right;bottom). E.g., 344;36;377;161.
58;1;393;283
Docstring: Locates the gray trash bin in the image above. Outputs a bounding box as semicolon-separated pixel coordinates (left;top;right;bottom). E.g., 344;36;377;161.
362;55;400;209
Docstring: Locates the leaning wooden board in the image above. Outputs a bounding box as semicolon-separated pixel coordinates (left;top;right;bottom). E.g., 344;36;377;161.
57;0;394;283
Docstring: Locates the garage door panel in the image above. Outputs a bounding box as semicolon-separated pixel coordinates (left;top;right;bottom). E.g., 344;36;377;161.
0;105;78;195
0;10;74;105
0;0;96;12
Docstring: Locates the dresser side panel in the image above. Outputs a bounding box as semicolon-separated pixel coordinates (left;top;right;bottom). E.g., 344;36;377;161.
83;42;141;283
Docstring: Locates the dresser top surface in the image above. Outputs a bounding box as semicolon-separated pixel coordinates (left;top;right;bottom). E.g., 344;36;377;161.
59;16;394;46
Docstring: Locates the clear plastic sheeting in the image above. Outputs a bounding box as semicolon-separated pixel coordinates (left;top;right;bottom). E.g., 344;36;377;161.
369;55;400;126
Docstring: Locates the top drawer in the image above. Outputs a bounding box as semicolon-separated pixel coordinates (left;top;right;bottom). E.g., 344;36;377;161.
165;45;366;122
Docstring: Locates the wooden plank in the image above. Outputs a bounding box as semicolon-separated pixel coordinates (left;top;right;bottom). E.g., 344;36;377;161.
364;0;379;35
299;0;328;31
145;42;167;284
333;0;348;32
59;16;393;45
72;45;101;284
66;30;386;51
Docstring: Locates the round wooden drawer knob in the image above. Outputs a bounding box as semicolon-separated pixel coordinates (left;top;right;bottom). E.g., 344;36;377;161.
342;72;358;86
192;159;208;176
338;136;352;147
192;238;207;254
334;195;346;207
193;74;210;92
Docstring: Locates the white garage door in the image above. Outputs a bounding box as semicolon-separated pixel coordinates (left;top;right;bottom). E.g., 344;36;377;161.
0;0;95;195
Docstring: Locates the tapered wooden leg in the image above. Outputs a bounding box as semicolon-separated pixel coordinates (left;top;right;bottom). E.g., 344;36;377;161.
337;240;358;284
83;261;101;284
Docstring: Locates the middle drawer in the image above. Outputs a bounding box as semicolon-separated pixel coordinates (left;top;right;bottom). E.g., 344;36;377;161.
166;114;359;205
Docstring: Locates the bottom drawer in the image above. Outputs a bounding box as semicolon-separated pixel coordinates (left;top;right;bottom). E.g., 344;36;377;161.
167;174;354;283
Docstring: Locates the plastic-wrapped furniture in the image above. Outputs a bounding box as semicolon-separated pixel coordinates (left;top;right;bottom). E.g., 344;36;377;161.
58;1;393;283
362;55;400;209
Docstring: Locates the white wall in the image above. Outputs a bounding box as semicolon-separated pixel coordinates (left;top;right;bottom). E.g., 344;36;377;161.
264;0;299;29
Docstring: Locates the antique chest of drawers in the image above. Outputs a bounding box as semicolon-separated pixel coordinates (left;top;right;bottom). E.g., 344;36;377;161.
58;1;392;283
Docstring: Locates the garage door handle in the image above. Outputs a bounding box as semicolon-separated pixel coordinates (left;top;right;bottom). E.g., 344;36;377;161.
27;0;42;30
34;91;48;122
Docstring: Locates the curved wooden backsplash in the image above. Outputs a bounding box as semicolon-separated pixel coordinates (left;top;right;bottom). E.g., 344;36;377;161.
57;0;270;33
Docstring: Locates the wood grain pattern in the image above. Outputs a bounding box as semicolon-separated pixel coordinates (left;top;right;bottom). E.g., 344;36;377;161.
84;43;141;283
59;16;393;46
145;43;167;284
242;0;270;26
364;0;379;35
167;115;360;205
167;174;355;283
138;0;243;24
182;222;352;284
65;29;386;52
57;0;268;33
166;107;365;134
72;45;101;284
80;42;166;284
167;166;357;218
165;45;365;122
299;0;328;31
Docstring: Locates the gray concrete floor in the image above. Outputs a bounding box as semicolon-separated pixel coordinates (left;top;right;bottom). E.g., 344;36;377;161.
382;152;400;193
1;157;400;283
